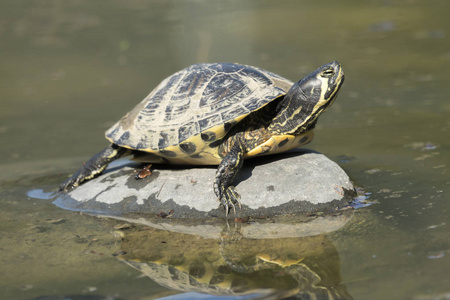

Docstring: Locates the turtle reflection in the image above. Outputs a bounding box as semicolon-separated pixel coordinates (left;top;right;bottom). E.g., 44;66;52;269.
116;225;352;299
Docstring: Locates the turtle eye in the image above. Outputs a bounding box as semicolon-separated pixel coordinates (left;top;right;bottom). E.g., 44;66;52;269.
321;68;335;78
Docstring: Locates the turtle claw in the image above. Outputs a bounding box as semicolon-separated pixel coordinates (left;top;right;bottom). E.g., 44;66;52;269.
227;186;241;209
59;172;83;192
59;145;126;192
59;180;74;192
219;186;241;216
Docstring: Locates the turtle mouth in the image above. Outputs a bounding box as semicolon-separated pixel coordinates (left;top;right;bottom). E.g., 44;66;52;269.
334;63;345;85
335;73;345;92
337;70;345;85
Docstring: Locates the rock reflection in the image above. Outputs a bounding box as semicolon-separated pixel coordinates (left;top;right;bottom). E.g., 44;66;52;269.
116;224;353;299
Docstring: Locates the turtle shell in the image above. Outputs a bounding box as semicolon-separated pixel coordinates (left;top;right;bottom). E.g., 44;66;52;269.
106;63;294;165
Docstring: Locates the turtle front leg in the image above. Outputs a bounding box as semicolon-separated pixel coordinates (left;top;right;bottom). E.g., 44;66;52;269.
214;142;245;214
59;144;129;191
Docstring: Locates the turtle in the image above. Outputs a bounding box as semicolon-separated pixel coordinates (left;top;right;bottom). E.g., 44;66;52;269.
60;61;345;214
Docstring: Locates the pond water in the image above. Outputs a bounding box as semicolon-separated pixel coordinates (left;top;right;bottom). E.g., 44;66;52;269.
1;0;450;299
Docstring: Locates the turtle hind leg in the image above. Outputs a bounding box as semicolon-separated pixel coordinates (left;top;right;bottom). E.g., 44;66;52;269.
59;144;129;192
214;142;245;215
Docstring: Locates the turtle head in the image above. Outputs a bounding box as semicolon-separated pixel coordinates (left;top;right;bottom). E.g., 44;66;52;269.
268;61;344;135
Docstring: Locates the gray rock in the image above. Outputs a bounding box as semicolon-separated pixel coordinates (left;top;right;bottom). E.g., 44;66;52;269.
54;149;355;220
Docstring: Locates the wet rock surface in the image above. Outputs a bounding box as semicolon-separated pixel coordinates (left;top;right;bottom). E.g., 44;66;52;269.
54;149;355;219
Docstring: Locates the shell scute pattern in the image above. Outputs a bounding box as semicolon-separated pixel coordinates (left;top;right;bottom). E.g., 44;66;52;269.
200;131;216;142
158;131;171;149
142;72;185;120
278;138;289;148
178;121;198;142
105;63;294;164
179;142;197;154
200;73;249;111
220;106;249;123
198;114;222;132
